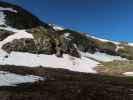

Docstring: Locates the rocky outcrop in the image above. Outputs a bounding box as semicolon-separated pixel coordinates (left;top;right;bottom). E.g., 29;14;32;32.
59;35;80;58
0;29;13;41
2;34;81;58
2;38;36;53
2;38;56;55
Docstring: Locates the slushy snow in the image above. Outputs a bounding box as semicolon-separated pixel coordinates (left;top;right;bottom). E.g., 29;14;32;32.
0;71;43;86
82;52;126;62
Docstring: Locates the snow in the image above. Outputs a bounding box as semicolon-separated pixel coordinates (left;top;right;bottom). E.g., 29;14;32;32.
128;43;133;46
123;72;133;76
0;29;33;48
64;33;70;37
87;34;119;45
0;7;17;25
0;52;99;73
0;7;17;13
0;26;33;58
0;25;127;74
0;26;99;73
115;45;124;52
82;52;126;62
0;12;5;25
50;24;64;31
0;26;30;33
64;33;72;40
0;71;43;86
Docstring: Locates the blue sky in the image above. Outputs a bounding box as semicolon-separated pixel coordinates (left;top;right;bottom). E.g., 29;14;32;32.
1;0;133;42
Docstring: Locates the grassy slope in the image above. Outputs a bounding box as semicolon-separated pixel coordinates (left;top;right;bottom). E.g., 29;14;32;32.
0;65;133;100
96;60;133;76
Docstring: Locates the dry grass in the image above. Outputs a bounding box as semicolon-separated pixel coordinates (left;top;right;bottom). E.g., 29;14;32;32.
96;60;133;76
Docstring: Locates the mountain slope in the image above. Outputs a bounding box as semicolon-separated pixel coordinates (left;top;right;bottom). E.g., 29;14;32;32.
0;1;132;87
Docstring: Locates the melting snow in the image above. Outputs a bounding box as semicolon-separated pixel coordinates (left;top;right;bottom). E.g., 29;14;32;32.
64;33;70;37
0;26;33;58
0;71;43;86
123;72;133;76
50;24;64;31
115;45;124;52
0;52;99;73
0;7;17;13
0;12;5;25
87;34;119;45
128;43;133;46
0;7;17;25
82;52;126;62
0;26;98;73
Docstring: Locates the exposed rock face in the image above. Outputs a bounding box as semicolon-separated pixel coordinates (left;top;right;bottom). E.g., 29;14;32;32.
0;29;13;41
0;1;46;29
59;35;80;58
2;38;36;53
2;29;81;58
2;38;56;55
34;38;56;55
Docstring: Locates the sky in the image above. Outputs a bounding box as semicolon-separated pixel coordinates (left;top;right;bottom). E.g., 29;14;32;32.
0;0;133;42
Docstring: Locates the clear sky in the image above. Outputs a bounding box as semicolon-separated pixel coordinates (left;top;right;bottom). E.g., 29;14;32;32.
1;0;133;42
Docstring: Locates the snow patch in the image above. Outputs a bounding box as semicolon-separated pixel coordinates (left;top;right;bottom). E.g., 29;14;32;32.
87;34;119;45
115;45;124;52
123;72;133;76
0;71;43;86
0;12;5;25
128;43;133;46
0;7;17;13
82;52;126;62
50;24;64;31
64;33;70;37
0;52;99;73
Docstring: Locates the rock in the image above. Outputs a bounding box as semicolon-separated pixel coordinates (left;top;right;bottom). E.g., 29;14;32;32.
0;30;13;41
2;38;36;53
59;34;80;58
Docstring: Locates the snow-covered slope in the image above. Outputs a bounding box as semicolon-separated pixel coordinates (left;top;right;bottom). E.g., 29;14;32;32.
0;52;99;73
82;52;126;62
0;14;128;74
0;71;43;86
0;26;99;73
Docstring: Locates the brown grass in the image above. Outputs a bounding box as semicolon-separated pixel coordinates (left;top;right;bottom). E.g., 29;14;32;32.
96;60;133;76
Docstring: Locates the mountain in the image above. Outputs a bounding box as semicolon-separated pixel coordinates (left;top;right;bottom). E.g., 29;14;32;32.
0;1;132;86
1;1;133;100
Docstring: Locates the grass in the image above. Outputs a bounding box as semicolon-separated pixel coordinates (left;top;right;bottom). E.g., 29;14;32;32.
118;45;133;60
96;60;133;76
0;65;133;100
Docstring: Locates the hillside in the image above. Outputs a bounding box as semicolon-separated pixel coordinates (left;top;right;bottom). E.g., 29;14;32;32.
0;1;133;100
